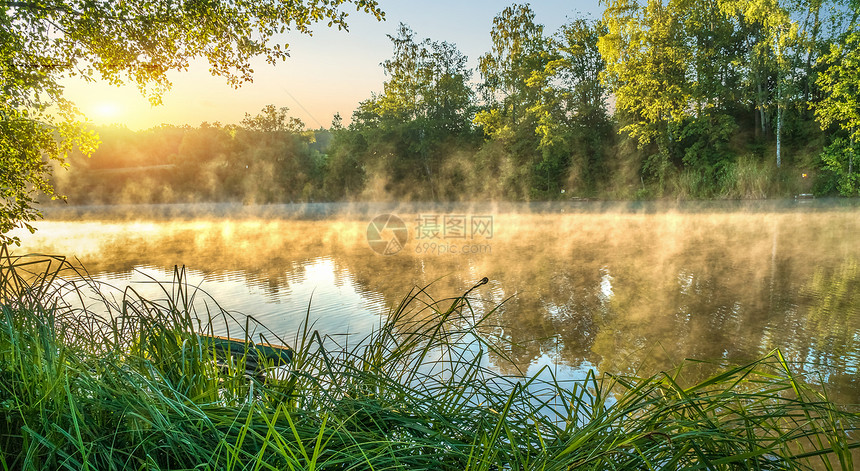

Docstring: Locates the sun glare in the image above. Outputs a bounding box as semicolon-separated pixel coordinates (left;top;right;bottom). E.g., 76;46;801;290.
92;102;122;121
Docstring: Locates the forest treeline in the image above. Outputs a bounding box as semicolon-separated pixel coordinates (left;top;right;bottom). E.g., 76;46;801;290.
56;1;860;204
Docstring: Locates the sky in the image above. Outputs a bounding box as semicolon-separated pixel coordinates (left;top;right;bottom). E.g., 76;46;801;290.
61;1;603;130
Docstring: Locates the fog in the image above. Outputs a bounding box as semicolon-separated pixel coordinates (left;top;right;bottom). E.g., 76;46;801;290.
12;201;860;402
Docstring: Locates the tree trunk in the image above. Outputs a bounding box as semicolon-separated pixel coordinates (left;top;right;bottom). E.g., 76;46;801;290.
851;135;855;177
804;8;821;103
776;84;781;168
757;81;767;136
754;104;761;139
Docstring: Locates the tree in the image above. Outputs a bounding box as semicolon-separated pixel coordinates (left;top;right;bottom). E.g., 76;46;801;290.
0;0;383;244
598;0;801;194
475;3;550;139
598;0;695;189
815;23;860;195
527;18;611;195
473;4;563;199
241;105;306;134
719;0;797;169
423;40;475;135
339;24;476;199
372;23;474;132
234;105;315;202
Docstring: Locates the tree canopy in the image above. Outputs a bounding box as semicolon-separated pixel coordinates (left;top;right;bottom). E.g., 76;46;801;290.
815;22;860;194
5;0;860;219
316;1;860;202
0;0;383;244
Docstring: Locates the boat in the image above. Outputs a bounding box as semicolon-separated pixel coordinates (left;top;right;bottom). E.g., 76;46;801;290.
200;334;293;376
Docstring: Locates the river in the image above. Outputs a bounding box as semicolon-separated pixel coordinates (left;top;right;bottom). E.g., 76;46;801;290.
10;200;860;403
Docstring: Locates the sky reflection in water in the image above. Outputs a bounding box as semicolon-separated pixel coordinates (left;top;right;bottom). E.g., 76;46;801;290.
13;202;860;403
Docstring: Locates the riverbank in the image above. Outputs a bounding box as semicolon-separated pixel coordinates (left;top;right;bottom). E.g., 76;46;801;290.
34;197;860;222
0;250;857;469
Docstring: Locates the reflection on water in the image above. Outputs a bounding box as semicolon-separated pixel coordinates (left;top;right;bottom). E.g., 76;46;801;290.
13;202;860;402
94;259;389;341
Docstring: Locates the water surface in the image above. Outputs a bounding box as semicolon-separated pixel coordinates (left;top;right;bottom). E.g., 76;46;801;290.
13;201;860;402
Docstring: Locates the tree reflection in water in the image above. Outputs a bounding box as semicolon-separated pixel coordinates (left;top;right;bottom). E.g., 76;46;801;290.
13;203;860;403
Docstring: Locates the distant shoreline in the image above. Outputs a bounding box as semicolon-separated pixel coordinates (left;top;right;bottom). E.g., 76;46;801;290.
36;198;860;221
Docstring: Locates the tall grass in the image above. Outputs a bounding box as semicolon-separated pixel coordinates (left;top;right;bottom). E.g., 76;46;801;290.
672;155;777;199
0;247;857;470
720;154;776;199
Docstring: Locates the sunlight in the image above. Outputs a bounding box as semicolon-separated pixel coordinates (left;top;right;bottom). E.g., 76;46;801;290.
92;101;123;121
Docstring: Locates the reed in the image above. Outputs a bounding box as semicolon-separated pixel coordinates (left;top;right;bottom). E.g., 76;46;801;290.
0;247;857;470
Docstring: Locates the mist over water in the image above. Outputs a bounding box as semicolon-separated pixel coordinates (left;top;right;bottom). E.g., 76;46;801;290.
13;200;860;402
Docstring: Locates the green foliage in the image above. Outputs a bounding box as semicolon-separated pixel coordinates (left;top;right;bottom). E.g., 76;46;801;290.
51;0;848;203
0;0;383;242
372;23;475;131
323;127;368;200
241;105;307;134
7;0;860;208
721;154;776;198
592;0;849;197
329;24;479;200
528;18;613;197
820;137;860;195
599;0;691;153
471;5;616;199
475;4;549;138
815;23;860;195
0;103;97;244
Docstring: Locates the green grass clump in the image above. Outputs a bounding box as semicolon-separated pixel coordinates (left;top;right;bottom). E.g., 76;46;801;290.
0;248;857;470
